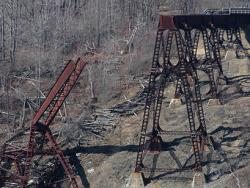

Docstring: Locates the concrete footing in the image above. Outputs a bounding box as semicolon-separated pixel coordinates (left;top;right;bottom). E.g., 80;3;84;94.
207;99;220;106
191;172;206;188
201;142;210;153
224;49;236;62
169;98;182;108
238;59;250;75
126;172;145;188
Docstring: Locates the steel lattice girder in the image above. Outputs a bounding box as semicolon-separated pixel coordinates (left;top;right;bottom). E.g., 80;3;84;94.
159;14;250;30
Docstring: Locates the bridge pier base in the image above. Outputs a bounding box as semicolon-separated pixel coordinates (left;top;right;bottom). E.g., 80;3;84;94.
126;172;145;188
192;172;206;188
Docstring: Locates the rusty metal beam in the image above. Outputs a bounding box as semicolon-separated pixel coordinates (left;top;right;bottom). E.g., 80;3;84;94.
0;57;87;188
159;14;250;30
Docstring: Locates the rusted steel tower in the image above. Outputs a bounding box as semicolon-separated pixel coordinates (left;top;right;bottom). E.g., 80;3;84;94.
133;11;250;186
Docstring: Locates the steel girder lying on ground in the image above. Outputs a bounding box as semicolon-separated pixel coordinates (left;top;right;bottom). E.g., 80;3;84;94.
0;57;87;188
134;10;250;185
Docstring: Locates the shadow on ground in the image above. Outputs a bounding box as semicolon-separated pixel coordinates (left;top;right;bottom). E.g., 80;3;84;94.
65;125;250;186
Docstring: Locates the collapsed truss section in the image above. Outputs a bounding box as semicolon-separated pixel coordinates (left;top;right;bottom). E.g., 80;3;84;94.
0;57;86;188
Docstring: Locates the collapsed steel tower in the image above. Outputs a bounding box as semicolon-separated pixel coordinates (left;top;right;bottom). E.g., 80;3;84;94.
0;57;86;187
133;9;250;185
